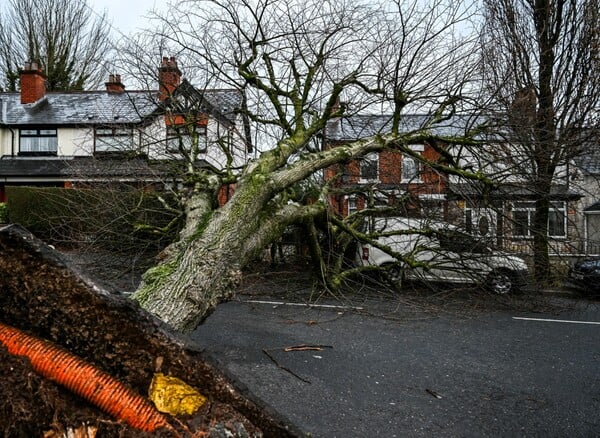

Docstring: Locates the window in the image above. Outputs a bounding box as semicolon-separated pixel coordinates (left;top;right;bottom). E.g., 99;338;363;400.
401;156;422;182
438;230;489;254
465;208;496;238
548;202;566;238
347;197;358;216
512;201;566;239
402;145;424;183
166;124;207;153
95;127;134;152
360;153;378;181
19;129;57;155
346;195;388;216
513;202;532;238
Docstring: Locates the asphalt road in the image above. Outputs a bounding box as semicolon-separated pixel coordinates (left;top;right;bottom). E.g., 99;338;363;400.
191;293;600;437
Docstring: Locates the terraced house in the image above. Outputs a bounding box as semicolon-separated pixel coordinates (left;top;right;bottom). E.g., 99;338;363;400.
323;113;594;257
0;57;250;204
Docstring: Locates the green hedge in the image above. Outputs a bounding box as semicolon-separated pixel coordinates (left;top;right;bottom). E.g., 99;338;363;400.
0;202;7;223
6;186;182;252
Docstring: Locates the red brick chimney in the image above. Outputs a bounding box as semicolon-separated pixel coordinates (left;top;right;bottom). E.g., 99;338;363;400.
158;56;181;101
20;61;46;104
105;74;125;94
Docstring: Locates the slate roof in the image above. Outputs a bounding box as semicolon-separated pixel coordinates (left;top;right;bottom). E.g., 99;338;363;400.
0;157;67;177
448;182;582;201
171;80;242;125
573;138;600;176
0;81;243;127
325;114;485;142
0;91;157;126
0;157;210;179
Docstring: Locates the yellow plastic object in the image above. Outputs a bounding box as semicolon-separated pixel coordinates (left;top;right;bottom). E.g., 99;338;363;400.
148;373;207;416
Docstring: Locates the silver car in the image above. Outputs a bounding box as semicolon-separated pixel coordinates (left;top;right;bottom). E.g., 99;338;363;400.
356;217;529;294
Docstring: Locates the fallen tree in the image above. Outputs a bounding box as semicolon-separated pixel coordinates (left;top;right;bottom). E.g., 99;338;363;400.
121;0;484;331
0;224;301;437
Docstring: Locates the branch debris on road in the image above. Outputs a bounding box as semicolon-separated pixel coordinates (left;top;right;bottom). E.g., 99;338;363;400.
263;345;334;384
283;344;333;352
426;389;443;399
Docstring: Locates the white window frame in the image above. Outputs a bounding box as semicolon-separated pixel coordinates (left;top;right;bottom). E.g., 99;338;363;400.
512;201;567;239
401;156;422;183
166;124;208;154
548;201;567;238
401;144;424;183
347;197;358;216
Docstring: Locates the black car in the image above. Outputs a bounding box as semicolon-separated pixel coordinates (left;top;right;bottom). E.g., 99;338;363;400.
567;258;600;293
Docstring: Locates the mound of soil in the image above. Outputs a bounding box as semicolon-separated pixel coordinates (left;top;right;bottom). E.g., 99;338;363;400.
0;225;300;437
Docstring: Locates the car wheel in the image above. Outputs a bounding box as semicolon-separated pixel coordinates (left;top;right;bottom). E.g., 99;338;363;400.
486;270;515;295
382;263;403;284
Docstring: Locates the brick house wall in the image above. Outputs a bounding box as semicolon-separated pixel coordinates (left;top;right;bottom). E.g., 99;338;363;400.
324;141;448;217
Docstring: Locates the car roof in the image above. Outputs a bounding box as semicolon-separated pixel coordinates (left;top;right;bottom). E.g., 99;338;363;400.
371;217;457;233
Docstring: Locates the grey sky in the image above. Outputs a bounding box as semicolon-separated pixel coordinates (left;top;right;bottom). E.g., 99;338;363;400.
87;0;165;35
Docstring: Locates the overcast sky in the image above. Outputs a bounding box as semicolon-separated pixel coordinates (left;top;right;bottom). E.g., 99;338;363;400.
87;0;165;35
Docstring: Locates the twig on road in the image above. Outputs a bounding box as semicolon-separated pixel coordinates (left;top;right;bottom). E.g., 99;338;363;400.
262;348;311;384
283;344;333;352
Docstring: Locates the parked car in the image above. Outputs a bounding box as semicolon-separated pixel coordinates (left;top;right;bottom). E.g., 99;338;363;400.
567;257;600;293
356;217;529;294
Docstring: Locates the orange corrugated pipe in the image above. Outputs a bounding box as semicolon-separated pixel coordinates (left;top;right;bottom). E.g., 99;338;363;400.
0;321;173;434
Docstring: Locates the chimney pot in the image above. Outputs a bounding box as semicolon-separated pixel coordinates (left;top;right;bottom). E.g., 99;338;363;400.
105;72;125;94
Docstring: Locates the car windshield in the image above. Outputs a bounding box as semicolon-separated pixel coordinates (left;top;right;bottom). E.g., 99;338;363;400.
437;230;490;254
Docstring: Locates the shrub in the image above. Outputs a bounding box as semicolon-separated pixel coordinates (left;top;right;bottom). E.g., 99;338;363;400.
6;186;182;252
0;203;7;223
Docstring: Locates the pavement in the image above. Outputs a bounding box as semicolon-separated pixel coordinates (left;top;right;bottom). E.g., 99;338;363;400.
191;276;600;437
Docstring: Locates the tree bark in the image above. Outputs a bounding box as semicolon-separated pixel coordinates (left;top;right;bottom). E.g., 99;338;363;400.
133;187;267;331
132;159;310;331
532;193;551;281
531;0;558;282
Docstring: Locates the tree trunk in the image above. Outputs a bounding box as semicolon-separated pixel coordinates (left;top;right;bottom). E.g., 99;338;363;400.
135;241;244;332
532;195;551;282
531;0;557;284
132;167;290;331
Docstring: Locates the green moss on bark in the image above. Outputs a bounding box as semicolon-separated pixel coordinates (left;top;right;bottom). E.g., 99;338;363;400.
132;260;178;306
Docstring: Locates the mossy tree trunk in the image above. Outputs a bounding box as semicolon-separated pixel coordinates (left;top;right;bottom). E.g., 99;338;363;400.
133;171;290;331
